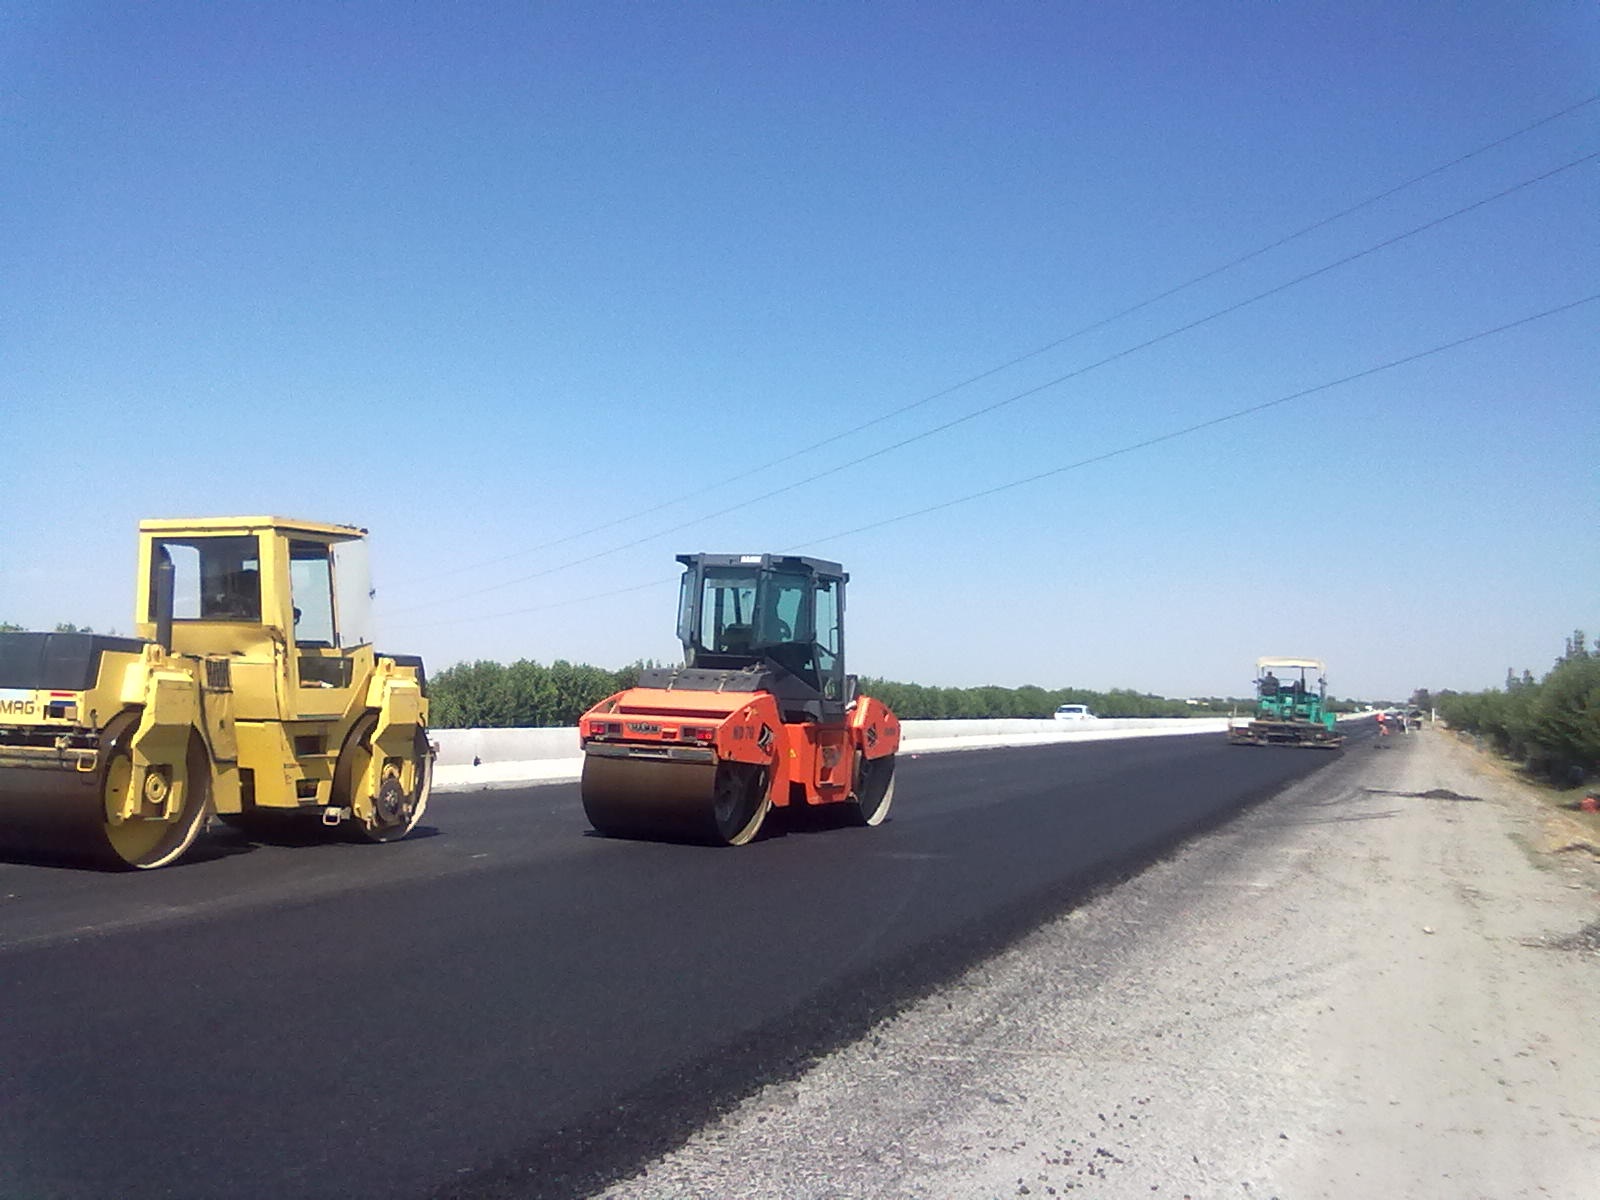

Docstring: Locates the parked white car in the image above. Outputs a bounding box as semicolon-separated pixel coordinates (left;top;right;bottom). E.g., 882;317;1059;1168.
1053;704;1098;722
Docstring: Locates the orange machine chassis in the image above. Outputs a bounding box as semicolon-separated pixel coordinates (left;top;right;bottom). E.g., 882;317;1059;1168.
579;686;898;810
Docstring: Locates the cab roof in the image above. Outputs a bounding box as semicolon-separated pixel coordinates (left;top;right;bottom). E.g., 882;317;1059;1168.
1256;656;1327;672
138;516;367;540
677;552;846;578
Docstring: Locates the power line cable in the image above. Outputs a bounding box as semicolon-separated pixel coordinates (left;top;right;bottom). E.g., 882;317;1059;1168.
780;294;1600;549
388;148;1598;618
387;575;681;632
390;91;1599;591
385;292;1597;633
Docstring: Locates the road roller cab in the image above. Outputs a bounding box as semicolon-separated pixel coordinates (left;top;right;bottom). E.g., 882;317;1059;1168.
0;517;434;869
578;553;900;845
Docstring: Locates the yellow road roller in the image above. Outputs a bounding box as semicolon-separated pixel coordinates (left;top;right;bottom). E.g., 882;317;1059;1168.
0;516;433;869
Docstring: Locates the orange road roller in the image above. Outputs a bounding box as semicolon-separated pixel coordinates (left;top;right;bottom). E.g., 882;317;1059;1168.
578;553;900;844
0;517;433;869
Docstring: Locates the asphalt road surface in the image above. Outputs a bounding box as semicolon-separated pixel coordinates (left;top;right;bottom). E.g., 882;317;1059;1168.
0;727;1370;1200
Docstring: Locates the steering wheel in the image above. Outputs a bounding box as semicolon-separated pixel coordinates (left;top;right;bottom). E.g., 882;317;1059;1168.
775;619;792;642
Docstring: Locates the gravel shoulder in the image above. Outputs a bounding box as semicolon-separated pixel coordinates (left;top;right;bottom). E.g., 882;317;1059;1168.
586;728;1600;1199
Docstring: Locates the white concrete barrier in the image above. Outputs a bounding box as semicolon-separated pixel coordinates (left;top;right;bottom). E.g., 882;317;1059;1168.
433;727;579;767
431;717;1234;794
897;716;1229;746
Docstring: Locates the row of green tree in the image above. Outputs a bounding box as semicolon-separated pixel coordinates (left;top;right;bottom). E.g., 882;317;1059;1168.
424;658;1250;728
426;659;655;729
856;679;1237;719
0;626;1375;726
1433;630;1599;783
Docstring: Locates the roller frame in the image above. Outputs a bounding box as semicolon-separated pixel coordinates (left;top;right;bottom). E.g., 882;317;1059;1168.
577;687;902;843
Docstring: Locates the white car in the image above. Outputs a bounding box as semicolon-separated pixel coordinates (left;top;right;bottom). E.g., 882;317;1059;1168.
1053;704;1098;721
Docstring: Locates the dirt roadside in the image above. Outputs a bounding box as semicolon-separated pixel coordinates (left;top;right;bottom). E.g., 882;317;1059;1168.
587;728;1600;1199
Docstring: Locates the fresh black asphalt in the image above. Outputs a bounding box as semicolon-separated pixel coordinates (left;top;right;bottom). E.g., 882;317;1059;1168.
0;726;1373;1200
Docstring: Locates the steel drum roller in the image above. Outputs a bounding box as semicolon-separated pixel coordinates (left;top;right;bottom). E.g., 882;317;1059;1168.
0;765;126;866
0;719;209;870
581;755;769;845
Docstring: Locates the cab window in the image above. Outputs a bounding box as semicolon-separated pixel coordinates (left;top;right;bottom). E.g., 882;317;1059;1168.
290;541;337;647
154;536;261;622
697;568;759;654
757;571;809;647
813;578;842;695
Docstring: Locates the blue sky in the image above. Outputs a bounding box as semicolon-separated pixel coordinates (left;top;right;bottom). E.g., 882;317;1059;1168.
3;2;1596;701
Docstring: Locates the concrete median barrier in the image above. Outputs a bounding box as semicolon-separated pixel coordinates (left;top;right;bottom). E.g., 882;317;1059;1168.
432;717;1236;793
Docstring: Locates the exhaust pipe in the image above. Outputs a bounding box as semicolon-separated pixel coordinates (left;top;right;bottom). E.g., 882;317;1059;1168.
153;551;175;651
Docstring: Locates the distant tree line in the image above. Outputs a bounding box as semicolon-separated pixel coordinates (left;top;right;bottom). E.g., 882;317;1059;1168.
424;658;1246;727
0;627;1366;729
1434;630;1599;784
426;659;656;729
856;679;1238;719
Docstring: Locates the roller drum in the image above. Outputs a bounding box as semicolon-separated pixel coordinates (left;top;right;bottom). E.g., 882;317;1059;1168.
0;721;210;870
0;764;130;868
582;754;769;845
